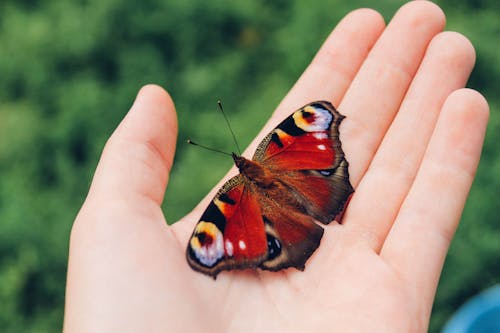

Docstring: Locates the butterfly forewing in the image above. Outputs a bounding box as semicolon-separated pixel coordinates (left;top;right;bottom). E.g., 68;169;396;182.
187;176;268;277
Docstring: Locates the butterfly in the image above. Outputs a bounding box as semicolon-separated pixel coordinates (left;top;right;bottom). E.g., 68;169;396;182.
186;101;354;278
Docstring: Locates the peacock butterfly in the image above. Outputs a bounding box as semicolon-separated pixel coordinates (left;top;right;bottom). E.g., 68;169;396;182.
186;101;354;278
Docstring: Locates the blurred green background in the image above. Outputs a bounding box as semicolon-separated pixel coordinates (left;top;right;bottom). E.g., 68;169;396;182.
0;0;497;332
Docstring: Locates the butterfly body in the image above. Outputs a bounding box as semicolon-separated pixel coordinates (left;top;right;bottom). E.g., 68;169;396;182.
232;154;275;188
187;101;353;278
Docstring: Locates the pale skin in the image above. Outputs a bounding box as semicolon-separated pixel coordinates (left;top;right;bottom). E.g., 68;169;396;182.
64;2;489;332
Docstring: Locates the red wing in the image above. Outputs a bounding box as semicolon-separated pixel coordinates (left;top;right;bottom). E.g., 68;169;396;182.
253;101;344;170
186;176;268;278
254;101;354;224
261;132;337;170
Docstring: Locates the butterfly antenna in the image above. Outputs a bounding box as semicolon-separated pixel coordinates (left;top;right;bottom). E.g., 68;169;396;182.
217;100;241;155
186;139;233;157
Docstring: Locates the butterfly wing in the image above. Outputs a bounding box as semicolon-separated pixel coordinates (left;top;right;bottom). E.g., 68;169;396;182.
254;101;353;224
186;176;269;278
258;194;324;272
249;101;353;271
186;175;325;277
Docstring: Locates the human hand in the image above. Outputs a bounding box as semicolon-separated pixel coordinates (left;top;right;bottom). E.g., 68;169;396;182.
64;2;489;332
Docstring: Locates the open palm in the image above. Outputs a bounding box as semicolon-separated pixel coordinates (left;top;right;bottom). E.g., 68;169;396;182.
64;2;489;332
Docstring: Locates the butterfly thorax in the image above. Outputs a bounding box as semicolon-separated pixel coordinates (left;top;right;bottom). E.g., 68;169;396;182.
232;153;275;188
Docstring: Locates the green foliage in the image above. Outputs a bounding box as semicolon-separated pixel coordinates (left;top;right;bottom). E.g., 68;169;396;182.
0;0;497;331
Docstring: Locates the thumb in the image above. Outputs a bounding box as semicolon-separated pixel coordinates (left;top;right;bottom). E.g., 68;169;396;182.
89;84;177;205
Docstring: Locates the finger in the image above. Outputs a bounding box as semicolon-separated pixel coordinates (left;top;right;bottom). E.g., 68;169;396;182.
381;89;489;316
65;87;186;332
89;84;177;206
344;32;476;251
339;1;445;183
273;8;385;121
245;8;385;157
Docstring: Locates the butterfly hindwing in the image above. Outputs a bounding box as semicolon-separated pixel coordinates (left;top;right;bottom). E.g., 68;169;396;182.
275;159;352;224
258;196;324;272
